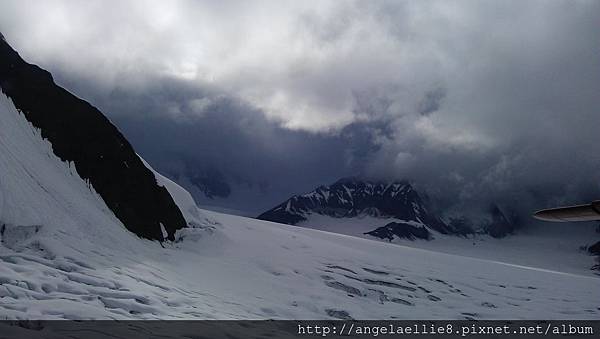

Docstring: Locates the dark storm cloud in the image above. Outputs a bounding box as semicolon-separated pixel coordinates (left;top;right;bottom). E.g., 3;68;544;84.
360;0;600;221
1;0;599;220
52;71;365;213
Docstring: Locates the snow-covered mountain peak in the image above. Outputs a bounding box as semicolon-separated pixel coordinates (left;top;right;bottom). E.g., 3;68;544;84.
257;177;454;236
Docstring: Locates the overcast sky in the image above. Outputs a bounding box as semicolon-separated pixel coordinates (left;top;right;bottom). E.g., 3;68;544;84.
1;0;599;218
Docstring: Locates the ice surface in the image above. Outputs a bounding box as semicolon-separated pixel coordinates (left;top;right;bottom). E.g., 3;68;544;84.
297;214;600;277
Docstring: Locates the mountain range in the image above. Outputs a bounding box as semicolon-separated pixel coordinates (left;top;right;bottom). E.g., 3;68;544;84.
257;177;514;240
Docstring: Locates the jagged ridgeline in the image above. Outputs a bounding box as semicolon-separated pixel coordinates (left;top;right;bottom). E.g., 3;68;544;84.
0;34;186;241
258;177;455;234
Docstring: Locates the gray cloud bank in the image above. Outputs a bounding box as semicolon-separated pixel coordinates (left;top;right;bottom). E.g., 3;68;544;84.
1;0;599;221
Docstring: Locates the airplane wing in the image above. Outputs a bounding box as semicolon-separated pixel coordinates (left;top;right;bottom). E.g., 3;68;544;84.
533;200;600;222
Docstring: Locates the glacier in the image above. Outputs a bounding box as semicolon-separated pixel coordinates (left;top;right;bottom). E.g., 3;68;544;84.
0;92;599;320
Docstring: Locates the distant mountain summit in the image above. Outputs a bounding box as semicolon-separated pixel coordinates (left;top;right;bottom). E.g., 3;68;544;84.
258;177;464;238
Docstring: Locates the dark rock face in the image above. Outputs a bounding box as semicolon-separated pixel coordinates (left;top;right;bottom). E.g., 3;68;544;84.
593;224;600;268
486;204;516;238
591;240;600;271
0;35;186;241
365;222;431;241
258;177;455;234
447;217;475;236
589;241;600;256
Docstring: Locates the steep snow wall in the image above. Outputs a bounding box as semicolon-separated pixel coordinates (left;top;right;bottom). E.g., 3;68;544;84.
0;91;134;248
0;36;186;240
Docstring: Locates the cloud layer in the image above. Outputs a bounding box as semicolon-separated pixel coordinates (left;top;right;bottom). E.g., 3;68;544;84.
1;0;599;219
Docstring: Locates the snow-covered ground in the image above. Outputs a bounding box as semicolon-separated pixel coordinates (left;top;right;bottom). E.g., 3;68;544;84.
1;92;599;320
298;214;600;277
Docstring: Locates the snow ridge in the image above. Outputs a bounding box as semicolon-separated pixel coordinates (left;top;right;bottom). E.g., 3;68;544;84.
0;36;186;240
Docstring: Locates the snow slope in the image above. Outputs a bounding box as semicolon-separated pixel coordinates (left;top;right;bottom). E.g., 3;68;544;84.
139;157;210;229
0;92;599;320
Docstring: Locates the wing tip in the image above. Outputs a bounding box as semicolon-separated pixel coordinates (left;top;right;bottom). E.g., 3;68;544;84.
533;201;600;222
532;210;564;222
